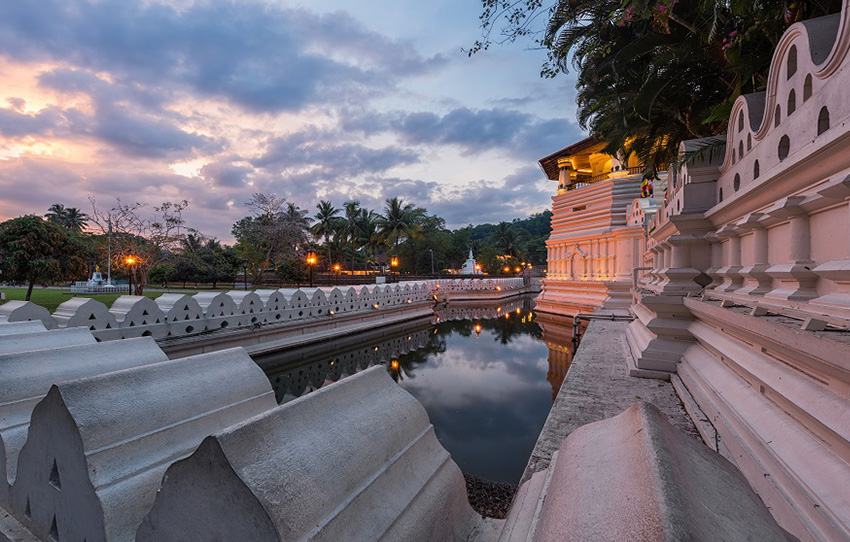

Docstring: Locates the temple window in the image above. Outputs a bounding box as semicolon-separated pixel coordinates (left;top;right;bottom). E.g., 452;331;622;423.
778;135;790;160
753;160;760;179
803;74;813;100
775;105;781;127
787;89;796;115
738;111;744;132
733;174;741;192
787;45;797;79
818;107;830;135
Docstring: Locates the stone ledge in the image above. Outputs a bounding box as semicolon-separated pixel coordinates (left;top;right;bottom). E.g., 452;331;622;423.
504;402;797;542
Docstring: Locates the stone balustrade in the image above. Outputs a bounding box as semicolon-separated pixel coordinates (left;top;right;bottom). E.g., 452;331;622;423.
0;279;525;344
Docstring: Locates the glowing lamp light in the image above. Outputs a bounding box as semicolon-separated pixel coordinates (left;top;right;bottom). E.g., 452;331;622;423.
475;264;481;271
390;256;399;268
333;263;341;272
390;359;399;370
125;256;136;265
406;299;412;304
497;307;502;312
306;250;317;266
505;313;510;319
329;310;335;316
503;266;510;273
515;267;521;273
474;324;482;334
496;286;502;291
516;308;521;314
372;303;380;309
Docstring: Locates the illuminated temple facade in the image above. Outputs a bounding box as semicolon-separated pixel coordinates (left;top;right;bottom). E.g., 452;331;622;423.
535;138;665;315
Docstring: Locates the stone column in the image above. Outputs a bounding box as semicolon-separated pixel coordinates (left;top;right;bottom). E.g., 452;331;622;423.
765;197;817;302
658;235;703;295
557;157;572;193
811;178;850;311
715;225;743;292
735;213;772;296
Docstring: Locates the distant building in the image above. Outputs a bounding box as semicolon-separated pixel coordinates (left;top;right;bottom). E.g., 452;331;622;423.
535;137;666;315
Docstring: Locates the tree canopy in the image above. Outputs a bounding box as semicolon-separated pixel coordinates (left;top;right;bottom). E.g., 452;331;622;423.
472;0;842;169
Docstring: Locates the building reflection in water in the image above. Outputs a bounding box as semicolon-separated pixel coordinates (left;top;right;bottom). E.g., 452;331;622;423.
252;295;578;484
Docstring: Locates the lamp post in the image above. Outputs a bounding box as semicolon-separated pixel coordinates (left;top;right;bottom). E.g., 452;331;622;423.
306;250;317;288
333;263;340;285
390;255;399;282
427;248;435;276
125;256;136;295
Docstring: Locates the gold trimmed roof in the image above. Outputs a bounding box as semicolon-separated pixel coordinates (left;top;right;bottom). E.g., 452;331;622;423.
538;137;606;180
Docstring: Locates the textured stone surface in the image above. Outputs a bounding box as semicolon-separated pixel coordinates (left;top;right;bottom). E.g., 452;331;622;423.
137;366;481;542
0;322;45;336
0;303;53;330
0;327;95;355
0;337;168;504
504;402;798;542
9;347;276;542
522;319;698;484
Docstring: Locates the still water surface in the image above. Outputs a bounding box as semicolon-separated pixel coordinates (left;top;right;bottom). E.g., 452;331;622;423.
254;297;573;485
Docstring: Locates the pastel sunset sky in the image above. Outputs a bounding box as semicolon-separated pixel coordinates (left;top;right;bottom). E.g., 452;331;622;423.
0;0;583;241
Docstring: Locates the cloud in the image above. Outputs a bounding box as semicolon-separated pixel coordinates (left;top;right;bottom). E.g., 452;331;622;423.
0;0;444;114
342;106;582;159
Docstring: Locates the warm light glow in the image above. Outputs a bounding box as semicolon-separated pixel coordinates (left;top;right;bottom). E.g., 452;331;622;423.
306;250;317;266
390;359;399;370
505;313;510;319
372;303;380;309
333;264;340;272
516;308;521;314
515;267;521;273
390;256;399;267
497;307;502;312
329;310;335;316
496;286;502;291
474;324;481;334
125;256;136;265
475;264;481;271
503;266;510;273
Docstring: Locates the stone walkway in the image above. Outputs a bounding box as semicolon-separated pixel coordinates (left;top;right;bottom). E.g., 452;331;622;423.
521;318;700;484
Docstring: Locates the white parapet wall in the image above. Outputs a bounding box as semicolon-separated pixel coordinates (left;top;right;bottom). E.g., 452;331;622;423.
135;366;482;542
0;279;525;344
8;348;277;542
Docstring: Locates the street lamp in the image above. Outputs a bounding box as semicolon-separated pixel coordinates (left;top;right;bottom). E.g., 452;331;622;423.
242;259;248;291
125;256;137;295
427;248;435;275
306;250;317;288
333;263;341;285
390;255;399;282
503;265;510;274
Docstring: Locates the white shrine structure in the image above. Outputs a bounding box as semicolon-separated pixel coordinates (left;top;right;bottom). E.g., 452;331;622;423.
460;249;482;275
535;138;666;315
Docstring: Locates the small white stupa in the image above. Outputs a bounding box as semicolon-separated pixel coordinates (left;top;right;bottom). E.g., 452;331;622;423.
460;249;482;275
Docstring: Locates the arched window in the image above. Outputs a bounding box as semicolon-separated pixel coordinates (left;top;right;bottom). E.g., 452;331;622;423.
747;134;752;151
732;149;736;165
803;74;813;101
738;111;744;132
818;107;830;135
738;141;744;158
733;174;741;192
753;160;760;179
787;89;796;114
778;135;790;160
775;105;781;127
719;188;723;203
787;45;797;79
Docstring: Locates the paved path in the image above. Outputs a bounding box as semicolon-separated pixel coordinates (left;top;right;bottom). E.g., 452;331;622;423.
521;318;699;484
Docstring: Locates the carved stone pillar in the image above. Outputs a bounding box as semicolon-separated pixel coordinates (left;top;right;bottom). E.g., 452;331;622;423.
765;197;818;302
703;232;723;289
735;213;772;296
715;225;743;292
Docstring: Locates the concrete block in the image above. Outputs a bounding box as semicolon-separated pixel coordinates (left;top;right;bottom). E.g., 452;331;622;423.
801;316;828;331
0;322;45;336
227;290;264;323
0;338;168;505
278;289;310;311
155;294;204;324
192;291;237;319
254;290;288;322
109;296;168;338
750;305;769;317
52;298;118;331
10;347;276;542
0;303;54;330
502;402;797;542
137;366;480;542
0;328;95;356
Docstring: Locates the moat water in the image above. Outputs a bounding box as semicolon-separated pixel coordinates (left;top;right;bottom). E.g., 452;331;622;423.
254;296;575;485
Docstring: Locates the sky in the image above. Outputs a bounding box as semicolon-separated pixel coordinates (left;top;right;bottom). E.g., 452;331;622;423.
0;0;584;241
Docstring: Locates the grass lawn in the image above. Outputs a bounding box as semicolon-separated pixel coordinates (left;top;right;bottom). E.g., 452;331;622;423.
0;288;165;314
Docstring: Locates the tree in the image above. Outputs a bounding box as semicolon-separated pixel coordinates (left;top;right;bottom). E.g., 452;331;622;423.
472;0;842;169
310;200;341;271
45;203;89;231
0;215;89;300
232;193;310;284
374;197;425;259
88;198;189;295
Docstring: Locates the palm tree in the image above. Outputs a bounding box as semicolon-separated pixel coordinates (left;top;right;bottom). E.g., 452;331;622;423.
63;208;89;231
45;204;67;225
358;209;381;272
310;201;340;270
339;201;365;272
493;222;519;257
374;197;424;260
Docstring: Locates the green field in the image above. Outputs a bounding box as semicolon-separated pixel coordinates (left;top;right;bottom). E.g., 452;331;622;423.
0;288;185;313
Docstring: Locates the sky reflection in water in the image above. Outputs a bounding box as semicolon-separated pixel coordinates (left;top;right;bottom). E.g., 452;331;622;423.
392;311;555;485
